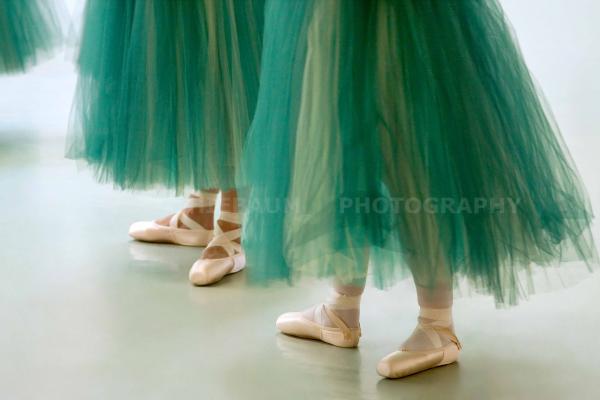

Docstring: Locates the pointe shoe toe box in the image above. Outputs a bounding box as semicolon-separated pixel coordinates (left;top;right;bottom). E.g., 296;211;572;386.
128;221;157;240
128;220;212;246
377;343;460;379
188;253;245;286
275;311;360;348
276;312;312;337
189;258;229;286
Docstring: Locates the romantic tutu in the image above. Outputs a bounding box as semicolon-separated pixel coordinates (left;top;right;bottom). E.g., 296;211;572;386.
242;0;597;304
0;0;63;74
67;0;264;192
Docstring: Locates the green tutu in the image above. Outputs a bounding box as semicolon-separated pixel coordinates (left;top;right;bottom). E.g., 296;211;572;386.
0;0;63;74
67;0;264;192
242;0;598;304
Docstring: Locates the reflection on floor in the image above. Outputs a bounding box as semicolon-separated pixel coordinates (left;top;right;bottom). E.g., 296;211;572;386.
0;138;598;400
2;0;600;397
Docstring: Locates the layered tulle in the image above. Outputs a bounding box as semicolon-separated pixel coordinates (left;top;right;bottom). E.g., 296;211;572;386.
0;0;63;74
242;0;597;304
67;0;264;192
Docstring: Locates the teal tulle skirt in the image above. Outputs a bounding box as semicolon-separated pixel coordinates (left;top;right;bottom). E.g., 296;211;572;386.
0;0;63;74
242;0;598;304
67;0;264;192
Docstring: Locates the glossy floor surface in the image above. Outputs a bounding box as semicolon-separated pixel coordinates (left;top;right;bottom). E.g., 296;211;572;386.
1;1;600;399
0;142;599;400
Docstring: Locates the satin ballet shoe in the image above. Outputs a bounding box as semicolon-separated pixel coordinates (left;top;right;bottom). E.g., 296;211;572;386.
189;211;245;285
377;322;461;379
129;193;216;246
276;304;361;348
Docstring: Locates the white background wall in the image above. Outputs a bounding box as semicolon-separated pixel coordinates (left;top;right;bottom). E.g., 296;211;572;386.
1;0;599;142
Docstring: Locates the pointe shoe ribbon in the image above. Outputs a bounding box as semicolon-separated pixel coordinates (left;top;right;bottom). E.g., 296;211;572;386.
377;321;461;379
276;304;361;348
188;211;245;286
128;192;216;246
322;305;354;342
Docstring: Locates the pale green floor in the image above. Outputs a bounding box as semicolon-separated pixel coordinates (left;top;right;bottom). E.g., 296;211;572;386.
0;138;599;400
2;1;600;398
